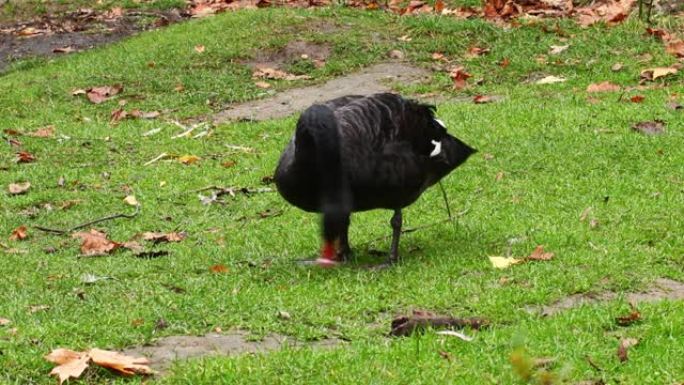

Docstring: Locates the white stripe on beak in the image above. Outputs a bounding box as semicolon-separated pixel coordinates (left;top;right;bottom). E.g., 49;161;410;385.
434;118;446;128
430;140;442;157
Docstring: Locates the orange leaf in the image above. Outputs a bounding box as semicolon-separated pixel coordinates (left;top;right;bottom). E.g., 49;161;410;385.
88;348;154;376
665;39;684;58
586;81;621;93
72;229;120;256
84;85;123;104
500;57;510;68
434;0;445;13
178;155;201;165
630;95;645;103
473;95;494;104
527;245;554;261
210;264;229;273
9;225;28;241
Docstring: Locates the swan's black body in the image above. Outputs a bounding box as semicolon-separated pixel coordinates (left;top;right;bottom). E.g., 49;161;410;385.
274;93;476;264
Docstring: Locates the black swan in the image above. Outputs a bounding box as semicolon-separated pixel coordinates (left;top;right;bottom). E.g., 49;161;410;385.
274;93;476;266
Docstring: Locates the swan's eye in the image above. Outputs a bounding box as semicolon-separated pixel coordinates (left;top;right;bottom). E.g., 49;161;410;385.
430;139;442;157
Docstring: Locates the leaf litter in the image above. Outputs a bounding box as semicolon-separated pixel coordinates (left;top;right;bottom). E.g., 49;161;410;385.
45;348;153;383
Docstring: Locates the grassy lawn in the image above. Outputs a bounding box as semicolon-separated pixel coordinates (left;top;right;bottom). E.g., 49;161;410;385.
1;6;684;384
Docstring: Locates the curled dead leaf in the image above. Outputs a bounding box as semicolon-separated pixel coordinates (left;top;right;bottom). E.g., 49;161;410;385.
16;151;36;163
194;44;206;53
84;85;123;104
28;125;55;138
489;256;523;269
9;225;28;241
123;195;139;206
616;309;641;326
536;75;566;85
210;264;229;273
617;337;639;362
141;232;186;243
473;95;494;104
178;155;201;165
527;245;554;261
72;229;120;256
449;66;471;90
640;67;678;81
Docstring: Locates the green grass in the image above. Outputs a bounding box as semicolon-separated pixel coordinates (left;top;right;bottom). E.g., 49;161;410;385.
1;6;684;384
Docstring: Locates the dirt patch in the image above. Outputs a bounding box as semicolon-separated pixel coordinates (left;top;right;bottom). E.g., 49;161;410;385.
122;331;342;374
242;40;332;70
213;62;431;123
0;9;184;73
528;278;684;316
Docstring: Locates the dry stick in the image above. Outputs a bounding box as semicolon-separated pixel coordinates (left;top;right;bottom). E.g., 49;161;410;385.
33;206;140;235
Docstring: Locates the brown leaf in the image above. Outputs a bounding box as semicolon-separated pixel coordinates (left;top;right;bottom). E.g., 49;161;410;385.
129;109;160;119
586;81;621;93
28;125;55;138
72;229;120;256
141;232;186;244
449;66;471;90
645;27;672;41
46;349;90;385
210;264;229;273
617;338;638;362
254;81;271;89
8;182;31;195
665;39;684;58
110;108;128;123
84;85;123;104
194;44;206;53
53;46;75;54
9;225;28;241
632;120;665;135
16;151;36;163
611;62;623;72
500;57;510;68
576;0;636;27
88;348;153;376
388;49;405;59
431;52;446;61
221;160;236;168
527;245;554;261
252;67;311;81
616;309;641;326
640;67;678;81
630;95;645;103
473;95;494;104
466;46;489;57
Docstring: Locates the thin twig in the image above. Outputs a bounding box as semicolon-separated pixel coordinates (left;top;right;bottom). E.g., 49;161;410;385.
33;206;140;235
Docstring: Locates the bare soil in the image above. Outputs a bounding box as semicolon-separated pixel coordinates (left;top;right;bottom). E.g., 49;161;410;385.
213;62;431;122
527;278;684;316
0;8;184;73
122;331;342;374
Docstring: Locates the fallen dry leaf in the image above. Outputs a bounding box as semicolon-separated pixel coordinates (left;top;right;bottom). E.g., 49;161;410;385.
431;52;446;61
466;46;489;58
8;182;31;195
632;120;665;135
527;245;554;261
254;81;271;89
536;75;566;84
630;95;645;103
9;225;28;241
16;151;36;163
666;101;682;110
665;39;684;58
575;0;636;27
252;67;311;81
84;85;123;104
500;57;510;68
616;309;641;326
210;264;229;273
473;95;494;104
587;81;621;93
489;256;523;269
0;318;10;326
640;67;678;81
194;44;206;53
178;155;201;165
611;62;623;72
645;27;672;41
45;348;153;383
549;44;569;55
28;125;55;138
617;337;639;362
123;195;139;206
72;229;120;256
110;108;127;123
53;46;75;54
88;348;153;376
141;232;186;244
449;66;471;90
388;49;404;59
30;305;49;313
46;349;90;385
